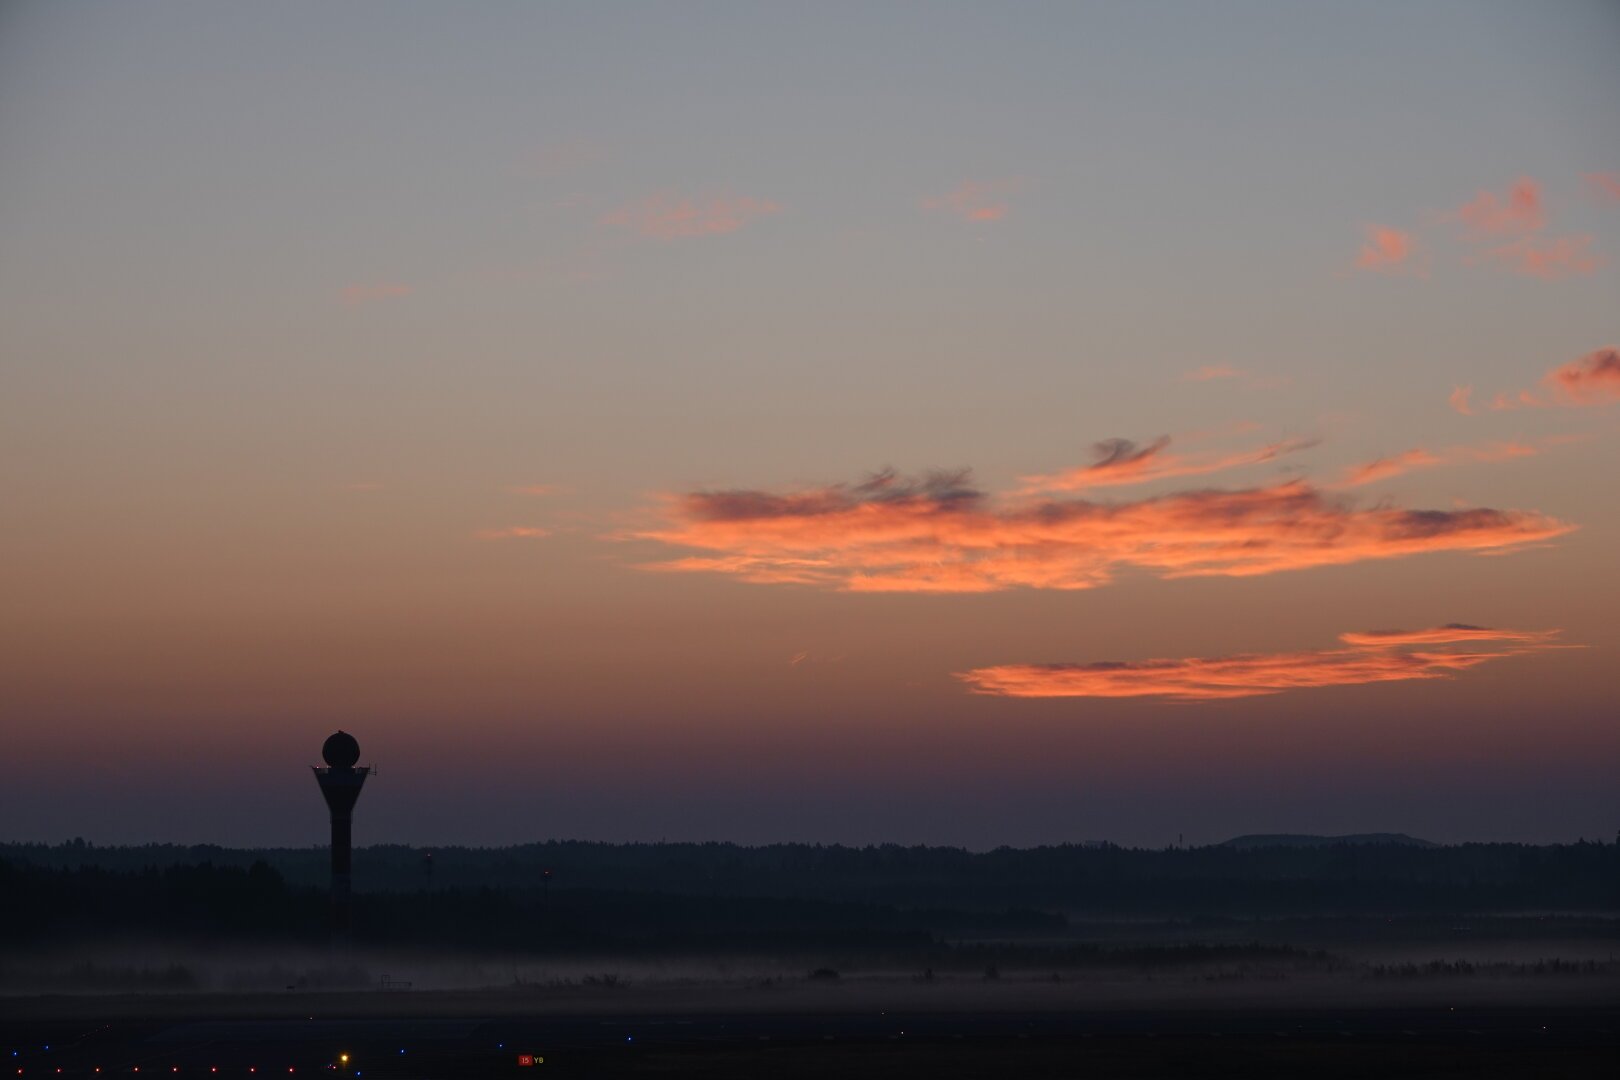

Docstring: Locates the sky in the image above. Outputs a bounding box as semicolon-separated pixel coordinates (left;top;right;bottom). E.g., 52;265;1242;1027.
2;1;1618;849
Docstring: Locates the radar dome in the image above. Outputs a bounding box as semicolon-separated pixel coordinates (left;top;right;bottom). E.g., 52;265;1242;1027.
322;730;360;769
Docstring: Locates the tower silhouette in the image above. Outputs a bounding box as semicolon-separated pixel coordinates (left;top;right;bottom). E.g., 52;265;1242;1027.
313;730;369;945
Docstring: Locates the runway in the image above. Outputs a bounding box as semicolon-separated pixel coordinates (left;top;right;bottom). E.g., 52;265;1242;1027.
7;999;1618;1078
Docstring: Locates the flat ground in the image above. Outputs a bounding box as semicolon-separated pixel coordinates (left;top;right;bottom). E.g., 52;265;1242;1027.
6;973;1618;1078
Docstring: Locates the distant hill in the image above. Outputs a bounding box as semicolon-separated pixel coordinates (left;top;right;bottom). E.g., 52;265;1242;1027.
1219;833;1438;850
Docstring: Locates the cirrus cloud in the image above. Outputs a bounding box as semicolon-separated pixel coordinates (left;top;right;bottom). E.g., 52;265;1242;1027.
627;464;1572;594
1336;441;1539;487
957;624;1570;702
1337;624;1559;647
1019;435;1317;494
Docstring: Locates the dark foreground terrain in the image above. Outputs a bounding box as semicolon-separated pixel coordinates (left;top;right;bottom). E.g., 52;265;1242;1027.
6;987;1619;1079
4;839;1616;1075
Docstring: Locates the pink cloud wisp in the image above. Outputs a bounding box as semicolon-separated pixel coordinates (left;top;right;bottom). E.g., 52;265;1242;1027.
476;526;552;540
921;180;1019;222
1355;225;1414;272
601;193;782;239
1452;178;1546;237
1581;172;1620;203
1443;177;1602;279
1482;234;1603;280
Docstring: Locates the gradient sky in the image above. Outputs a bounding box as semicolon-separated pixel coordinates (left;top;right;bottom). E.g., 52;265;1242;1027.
3;1;1618;849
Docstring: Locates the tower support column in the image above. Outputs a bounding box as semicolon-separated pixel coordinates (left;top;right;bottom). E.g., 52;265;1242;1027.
313;731;369;949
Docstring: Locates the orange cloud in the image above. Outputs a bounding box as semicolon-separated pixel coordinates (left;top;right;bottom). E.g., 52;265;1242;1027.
600;193;781;239
957;625;1567;702
1019;436;1317;494
339;282;413;306
921;180;1019;222
1475;346;1620;412
1337;441;1538;487
1582;172;1620;202
1543;346;1620;405
1439;177;1604;278
1481;234;1603;279
1449;385;1474;416
510;484;560;497
475;526;552;540
630;467;1571;594
1463;441;1539;462
1337;624;1558;647
1487;389;1546;412
1452;177;1546;237
1355;224;1414;272
1338;449;1443;487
